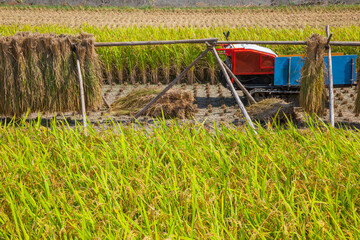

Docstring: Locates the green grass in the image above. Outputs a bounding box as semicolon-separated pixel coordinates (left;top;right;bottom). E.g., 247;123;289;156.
1;25;359;84
0;119;360;238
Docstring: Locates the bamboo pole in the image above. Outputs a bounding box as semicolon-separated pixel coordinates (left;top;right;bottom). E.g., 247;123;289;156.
211;46;256;131
326;26;335;127
102;95;111;109
95;38;218;47
94;39;360;48
73;46;87;128
131;48;210;121
222;62;256;104
217;40;360;46
217;40;307;45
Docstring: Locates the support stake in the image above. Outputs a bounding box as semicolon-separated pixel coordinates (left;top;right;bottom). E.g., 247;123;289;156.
73;45;87;128
326;25;335;127
211;46;256;132
131;48;210;121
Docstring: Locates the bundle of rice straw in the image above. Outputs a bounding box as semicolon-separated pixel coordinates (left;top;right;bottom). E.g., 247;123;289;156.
299;34;327;116
111;88;197;119
246;98;294;122
355;64;360;114
0;32;103;116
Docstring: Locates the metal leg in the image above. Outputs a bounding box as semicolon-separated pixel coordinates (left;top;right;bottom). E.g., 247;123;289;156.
211;46;256;132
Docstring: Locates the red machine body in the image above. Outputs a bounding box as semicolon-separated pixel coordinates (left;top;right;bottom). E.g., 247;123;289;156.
217;44;277;76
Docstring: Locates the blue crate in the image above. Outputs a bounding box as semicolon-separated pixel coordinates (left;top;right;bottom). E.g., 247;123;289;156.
274;55;357;87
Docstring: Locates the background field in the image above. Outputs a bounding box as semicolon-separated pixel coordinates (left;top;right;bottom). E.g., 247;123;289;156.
1;5;360;28
1;6;360;85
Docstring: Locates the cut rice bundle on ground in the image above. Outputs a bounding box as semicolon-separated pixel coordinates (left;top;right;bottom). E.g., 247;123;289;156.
111;88;198;119
246;98;295;122
0;32;103;116
299;34;327;116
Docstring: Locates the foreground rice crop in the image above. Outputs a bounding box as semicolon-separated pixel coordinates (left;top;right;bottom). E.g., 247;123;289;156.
0;120;360;238
1;25;359;84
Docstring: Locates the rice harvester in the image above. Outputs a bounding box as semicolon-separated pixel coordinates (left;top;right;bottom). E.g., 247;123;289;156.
217;31;357;100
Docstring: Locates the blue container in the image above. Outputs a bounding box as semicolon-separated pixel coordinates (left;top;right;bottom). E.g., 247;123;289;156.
274;55;357;87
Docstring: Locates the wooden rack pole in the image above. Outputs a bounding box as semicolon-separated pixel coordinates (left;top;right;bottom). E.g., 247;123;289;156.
222;62;256;104
217;40;360;46
95;38;218;47
211;46;256;132
217;40;307;45
73;46;87;128
131;48;210;121
326;26;335;127
94;39;360;48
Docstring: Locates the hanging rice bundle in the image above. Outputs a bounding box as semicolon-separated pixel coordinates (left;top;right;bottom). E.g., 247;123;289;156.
355;63;360;114
0;32;103;116
111;88;197;119
299;34;327;116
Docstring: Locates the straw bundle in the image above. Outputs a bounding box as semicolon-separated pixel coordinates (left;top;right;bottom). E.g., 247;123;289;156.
246;98;295;122
111;88;197;119
0;32;103;116
355;65;360;114
299;34;327;116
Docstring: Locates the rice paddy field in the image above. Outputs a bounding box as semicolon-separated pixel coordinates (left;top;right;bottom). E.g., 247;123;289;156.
1;4;360;239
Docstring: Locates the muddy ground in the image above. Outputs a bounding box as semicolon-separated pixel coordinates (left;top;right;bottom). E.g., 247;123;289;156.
2;84;360;130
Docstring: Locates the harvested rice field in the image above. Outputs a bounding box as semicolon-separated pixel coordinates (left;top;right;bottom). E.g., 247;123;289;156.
1;4;360;239
3;84;359;130
1;5;360;28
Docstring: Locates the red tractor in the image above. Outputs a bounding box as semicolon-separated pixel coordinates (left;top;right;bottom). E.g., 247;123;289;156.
216;31;357;99
217;31;277;91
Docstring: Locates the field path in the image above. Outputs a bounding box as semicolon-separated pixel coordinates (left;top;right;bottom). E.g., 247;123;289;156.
1;7;360;28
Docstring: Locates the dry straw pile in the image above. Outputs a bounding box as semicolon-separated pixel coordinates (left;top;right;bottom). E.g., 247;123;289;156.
0;32;103;116
111;88;197;119
299;34;327;116
247;98;294;122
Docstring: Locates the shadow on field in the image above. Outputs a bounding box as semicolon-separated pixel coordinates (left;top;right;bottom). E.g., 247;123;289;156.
196;96;248;108
0;117;79;127
0;116;137;129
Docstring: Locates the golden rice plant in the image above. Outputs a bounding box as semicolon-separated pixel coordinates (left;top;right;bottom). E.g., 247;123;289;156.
0;32;103;116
